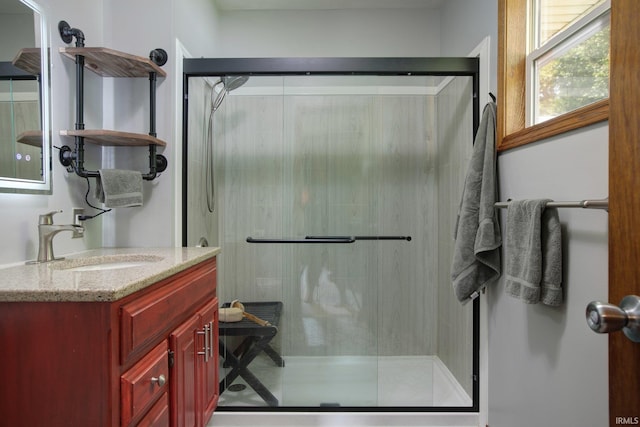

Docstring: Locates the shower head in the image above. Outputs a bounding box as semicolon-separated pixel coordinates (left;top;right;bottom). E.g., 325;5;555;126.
222;75;249;92
211;75;249;112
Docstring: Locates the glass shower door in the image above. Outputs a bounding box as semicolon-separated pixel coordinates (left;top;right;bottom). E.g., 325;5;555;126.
214;75;385;407
278;83;381;406
205;72;475;409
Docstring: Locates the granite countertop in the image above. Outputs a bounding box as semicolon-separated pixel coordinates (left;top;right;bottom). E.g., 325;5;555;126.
0;247;220;303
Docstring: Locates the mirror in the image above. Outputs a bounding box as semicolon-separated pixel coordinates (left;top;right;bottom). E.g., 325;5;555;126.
0;0;50;193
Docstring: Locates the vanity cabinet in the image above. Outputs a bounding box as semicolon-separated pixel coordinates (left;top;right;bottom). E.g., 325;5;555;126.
0;255;218;427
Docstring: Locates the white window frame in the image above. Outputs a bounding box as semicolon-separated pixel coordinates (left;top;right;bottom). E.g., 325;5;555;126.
525;0;611;126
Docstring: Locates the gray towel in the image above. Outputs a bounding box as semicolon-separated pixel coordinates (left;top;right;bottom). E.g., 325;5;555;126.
95;169;143;208
504;199;563;306
540;206;563;306
451;102;502;304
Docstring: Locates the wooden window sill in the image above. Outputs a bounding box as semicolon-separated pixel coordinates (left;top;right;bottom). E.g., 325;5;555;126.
498;99;609;152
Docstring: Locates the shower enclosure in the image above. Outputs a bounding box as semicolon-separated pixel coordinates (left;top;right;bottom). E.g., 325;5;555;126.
183;58;479;411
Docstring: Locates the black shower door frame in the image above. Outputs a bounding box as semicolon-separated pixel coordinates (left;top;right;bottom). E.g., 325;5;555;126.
182;56;480;413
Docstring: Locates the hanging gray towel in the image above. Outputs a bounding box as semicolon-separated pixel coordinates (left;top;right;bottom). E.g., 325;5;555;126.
451;102;502;304
504;199;563;306
95;169;143;208
540;206;563;306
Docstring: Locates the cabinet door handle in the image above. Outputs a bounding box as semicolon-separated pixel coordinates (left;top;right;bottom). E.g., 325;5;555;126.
151;374;166;387
208;321;214;360
205;323;210;362
197;324;210;361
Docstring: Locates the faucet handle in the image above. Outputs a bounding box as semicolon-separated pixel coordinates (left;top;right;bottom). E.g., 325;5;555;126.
38;210;62;225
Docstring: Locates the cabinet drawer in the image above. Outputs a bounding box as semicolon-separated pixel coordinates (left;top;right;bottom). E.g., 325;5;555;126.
121;258;216;364
121;340;169;426
136;392;169;427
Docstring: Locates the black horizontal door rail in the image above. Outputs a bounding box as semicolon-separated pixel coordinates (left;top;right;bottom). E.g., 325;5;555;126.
246;237;355;244
305;235;412;241
246;235;412;244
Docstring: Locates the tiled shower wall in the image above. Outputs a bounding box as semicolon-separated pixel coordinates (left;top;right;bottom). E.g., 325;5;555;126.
435;76;475;396
210;92;440;358
186;77;218;248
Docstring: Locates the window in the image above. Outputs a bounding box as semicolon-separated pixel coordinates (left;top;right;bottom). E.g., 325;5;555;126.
497;0;610;151
528;0;610;125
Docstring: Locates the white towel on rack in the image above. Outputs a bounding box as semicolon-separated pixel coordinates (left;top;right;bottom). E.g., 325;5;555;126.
95;169;143;208
451;102;502;304
504;199;563;306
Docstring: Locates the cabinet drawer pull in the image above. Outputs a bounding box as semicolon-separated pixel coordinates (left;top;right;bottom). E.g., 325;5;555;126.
151;374;166;387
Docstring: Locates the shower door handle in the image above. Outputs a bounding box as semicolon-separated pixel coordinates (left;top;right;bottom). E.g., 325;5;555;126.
246;235;412;244
586;295;640;343
305;235;412;241
246;237;355;244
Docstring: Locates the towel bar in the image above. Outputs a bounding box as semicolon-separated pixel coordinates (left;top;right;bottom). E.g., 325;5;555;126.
495;198;608;211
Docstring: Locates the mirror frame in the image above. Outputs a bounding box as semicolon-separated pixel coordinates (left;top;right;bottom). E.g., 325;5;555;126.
0;0;51;194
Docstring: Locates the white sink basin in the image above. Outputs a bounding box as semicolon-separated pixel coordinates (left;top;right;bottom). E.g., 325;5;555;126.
49;254;164;272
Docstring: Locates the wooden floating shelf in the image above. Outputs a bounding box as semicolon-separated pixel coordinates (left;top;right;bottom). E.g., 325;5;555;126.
16;130;43;147
12;48;41;75
60;129;167;147
59;47;167;78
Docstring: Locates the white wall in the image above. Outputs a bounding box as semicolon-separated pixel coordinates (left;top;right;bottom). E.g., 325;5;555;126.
440;0;498;93
0;0;105;265
214;8;441;57
489;125;609;427
97;0;173;247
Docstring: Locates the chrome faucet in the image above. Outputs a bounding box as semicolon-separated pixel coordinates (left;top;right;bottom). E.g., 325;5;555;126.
34;210;84;263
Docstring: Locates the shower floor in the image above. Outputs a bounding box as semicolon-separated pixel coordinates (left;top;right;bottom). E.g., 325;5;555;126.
217;354;472;408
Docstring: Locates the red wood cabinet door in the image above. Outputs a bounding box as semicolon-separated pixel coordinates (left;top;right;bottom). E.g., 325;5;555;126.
170;297;219;427
198;298;220;426
121;340;170;426
137;393;170;427
170;314;200;427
